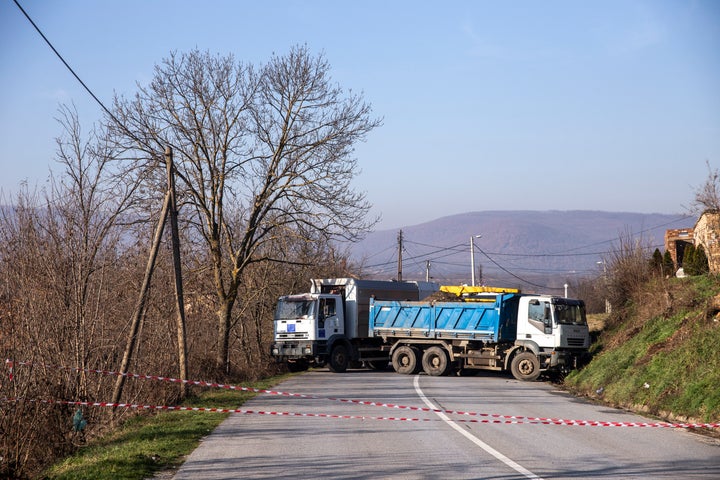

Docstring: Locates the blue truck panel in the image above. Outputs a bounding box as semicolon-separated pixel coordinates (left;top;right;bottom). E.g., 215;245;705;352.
370;294;520;342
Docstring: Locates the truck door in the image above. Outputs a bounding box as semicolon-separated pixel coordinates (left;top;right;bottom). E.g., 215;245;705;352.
317;297;341;339
523;298;556;347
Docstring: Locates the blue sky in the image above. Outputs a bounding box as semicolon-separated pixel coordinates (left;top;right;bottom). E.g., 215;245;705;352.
1;0;718;229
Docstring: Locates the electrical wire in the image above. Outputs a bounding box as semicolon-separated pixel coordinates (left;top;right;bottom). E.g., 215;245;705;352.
365;213;695;291
545;214;693;255
13;0;122;127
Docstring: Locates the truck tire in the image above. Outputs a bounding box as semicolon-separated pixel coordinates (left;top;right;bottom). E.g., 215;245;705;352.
328;344;349;373
422;346;449;376
510;351;541;381
392;346;419;374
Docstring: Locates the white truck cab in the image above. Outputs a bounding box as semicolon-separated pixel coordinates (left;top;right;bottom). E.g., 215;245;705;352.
271;278;436;372
514;295;590;376
274;293;346;339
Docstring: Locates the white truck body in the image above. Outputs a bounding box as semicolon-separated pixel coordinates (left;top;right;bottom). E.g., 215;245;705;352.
271;278;437;371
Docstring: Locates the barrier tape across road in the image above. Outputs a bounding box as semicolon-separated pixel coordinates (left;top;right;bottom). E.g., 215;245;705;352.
4;359;719;429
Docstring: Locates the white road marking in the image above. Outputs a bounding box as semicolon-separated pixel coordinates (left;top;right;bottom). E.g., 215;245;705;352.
413;375;543;480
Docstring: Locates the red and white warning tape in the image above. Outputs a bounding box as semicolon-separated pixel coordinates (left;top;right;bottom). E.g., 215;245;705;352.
5;359;719;429
3;397;718;428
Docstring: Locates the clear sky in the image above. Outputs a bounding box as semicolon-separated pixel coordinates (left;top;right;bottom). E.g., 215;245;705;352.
1;0;718;229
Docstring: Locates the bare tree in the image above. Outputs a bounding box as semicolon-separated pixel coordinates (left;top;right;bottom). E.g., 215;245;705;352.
0;106;145;476
692;160;720;213
603;229;654;312
50;106;142;395
110;46;380;372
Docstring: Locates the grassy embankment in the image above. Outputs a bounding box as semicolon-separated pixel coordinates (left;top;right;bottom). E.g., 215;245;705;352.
566;275;720;424
43;374;293;480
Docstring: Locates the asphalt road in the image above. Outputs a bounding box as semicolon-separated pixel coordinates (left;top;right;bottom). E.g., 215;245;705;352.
171;369;720;479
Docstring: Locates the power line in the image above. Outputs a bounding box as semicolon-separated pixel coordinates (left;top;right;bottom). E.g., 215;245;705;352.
373;221;688;290
473;245;555;290
356;242;396;262
13;0;122;128
401;214;694;259
363;248;458;269
545;214;694;255
404;239;466;252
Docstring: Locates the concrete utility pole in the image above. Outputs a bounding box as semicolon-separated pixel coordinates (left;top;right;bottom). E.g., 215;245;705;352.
470;235;482;286
597;260;611;314
397;230;403;282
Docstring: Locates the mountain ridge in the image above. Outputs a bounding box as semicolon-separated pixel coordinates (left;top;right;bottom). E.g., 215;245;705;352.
351;210;694;291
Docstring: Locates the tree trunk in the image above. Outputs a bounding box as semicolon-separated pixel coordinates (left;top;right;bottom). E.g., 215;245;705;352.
216;299;233;373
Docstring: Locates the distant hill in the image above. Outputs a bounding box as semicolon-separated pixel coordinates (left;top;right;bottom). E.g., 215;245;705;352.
350;210;694;292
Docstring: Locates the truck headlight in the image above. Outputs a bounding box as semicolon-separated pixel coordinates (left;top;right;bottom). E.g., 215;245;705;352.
272;348;279;355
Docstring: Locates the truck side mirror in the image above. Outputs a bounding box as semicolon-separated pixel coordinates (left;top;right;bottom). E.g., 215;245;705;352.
543;304;552;332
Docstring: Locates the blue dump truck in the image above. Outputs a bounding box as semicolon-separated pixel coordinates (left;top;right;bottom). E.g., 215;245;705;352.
369;292;590;381
271;280;590;380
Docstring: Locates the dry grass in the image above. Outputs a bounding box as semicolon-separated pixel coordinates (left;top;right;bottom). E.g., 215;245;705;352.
586;313;608;332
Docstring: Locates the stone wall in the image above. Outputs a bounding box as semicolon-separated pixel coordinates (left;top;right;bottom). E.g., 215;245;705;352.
693;211;720;274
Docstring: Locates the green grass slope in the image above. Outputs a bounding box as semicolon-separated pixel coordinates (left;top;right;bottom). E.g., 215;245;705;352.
43;375;292;480
565;276;720;423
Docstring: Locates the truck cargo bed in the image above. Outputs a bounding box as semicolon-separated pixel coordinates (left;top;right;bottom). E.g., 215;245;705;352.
369;295;520;343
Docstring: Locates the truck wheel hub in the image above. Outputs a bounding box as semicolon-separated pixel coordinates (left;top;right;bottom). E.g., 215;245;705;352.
518;360;534;374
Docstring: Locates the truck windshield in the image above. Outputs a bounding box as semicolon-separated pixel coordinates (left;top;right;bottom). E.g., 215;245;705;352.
275;299;315;320
553;302;587;325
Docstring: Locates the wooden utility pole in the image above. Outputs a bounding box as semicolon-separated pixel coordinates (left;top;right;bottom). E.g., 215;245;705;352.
112;189;171;405
166;147;188;399
112;146;190;405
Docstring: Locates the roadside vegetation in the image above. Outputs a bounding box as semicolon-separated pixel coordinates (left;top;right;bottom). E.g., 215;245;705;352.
567;275;720;423
567;167;720;425
0;45;374;479
42;375;292;480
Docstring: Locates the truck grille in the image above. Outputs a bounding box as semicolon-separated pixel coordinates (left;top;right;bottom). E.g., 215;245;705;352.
277;332;309;340
566;337;586;347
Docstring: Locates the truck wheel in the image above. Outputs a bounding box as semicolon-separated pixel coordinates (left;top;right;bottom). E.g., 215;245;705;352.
510;351;541;381
422;346;449;376
392;346;419;374
328;344;349;373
